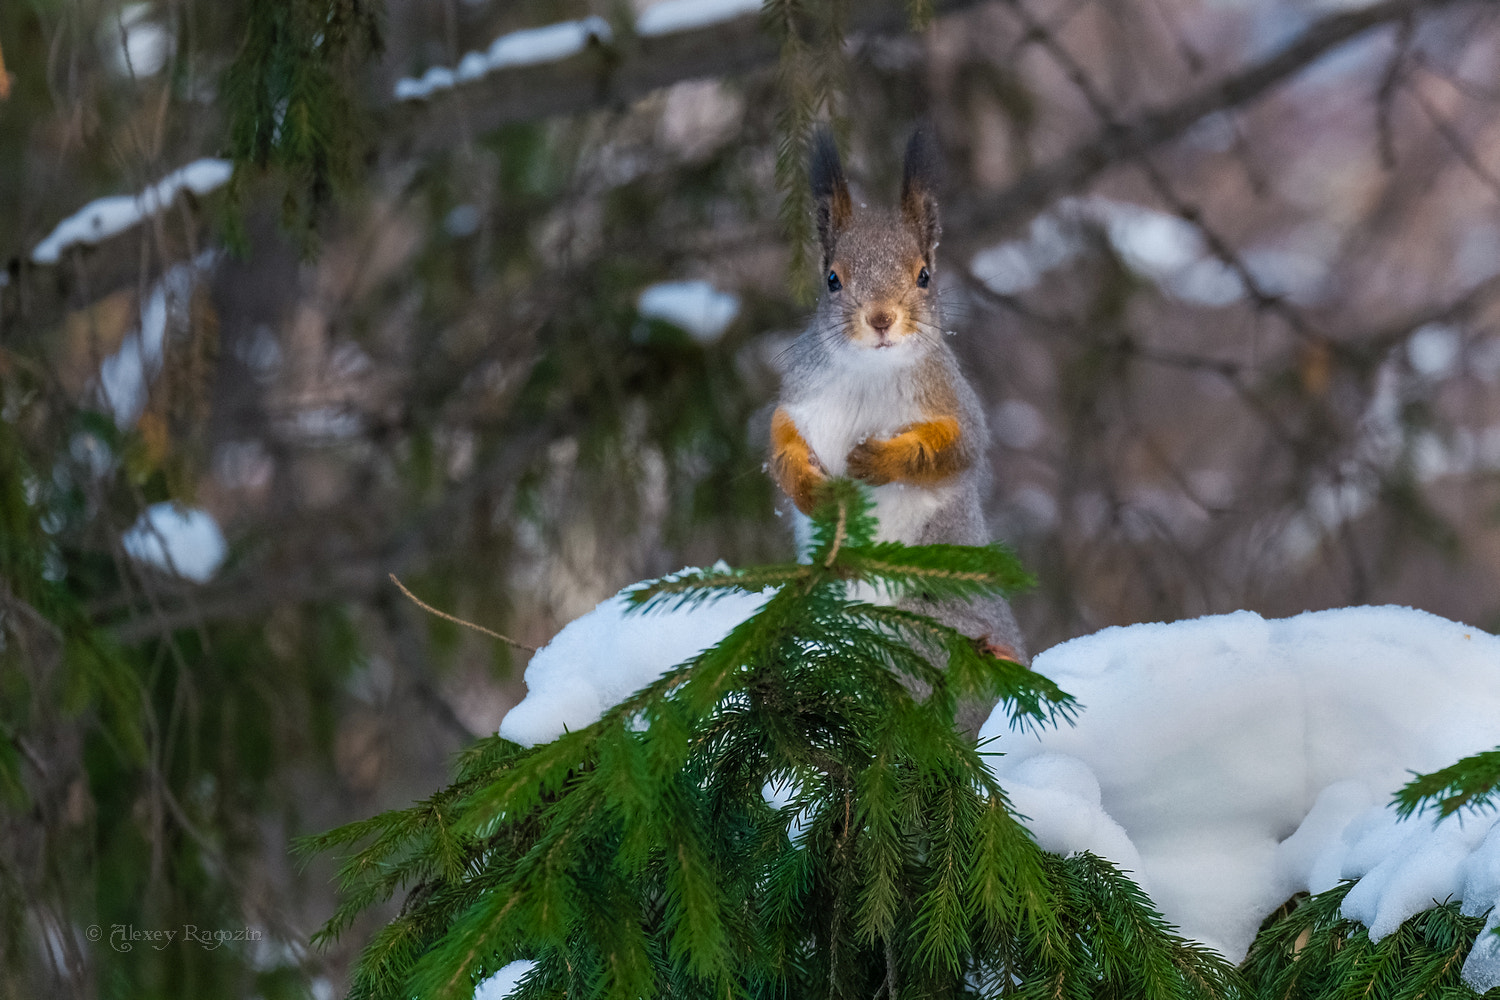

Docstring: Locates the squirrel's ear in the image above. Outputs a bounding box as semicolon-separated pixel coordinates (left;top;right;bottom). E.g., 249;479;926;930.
901;127;942;257
810;128;852;267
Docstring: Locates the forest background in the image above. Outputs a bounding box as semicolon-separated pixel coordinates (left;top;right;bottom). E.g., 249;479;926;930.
2;0;1500;996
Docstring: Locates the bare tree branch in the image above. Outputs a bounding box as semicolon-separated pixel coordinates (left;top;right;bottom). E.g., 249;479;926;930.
965;0;1478;234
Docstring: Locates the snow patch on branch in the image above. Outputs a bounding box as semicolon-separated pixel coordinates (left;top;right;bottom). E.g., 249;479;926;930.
497;579;772;747
31;159;232;265
96;252;218;429
636;0;763;37
393;17;611;101
637;280;741;342
106;3;172;78
474;960;536;1000
968;196;1332;308
980;605;1500;989
123;503;228;582
391;0;767;102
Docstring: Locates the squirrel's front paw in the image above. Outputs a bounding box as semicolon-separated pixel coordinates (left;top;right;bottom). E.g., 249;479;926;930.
785;462;827;515
980;637;1026;665
847;418;968;487
771;408;828;514
846;438;895;486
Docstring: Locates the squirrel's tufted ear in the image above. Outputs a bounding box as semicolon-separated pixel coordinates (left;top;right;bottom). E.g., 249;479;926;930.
901;127;942;258
810;128;852;269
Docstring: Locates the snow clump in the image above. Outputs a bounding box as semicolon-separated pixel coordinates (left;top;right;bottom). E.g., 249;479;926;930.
637;280;741;342
497;576;771;747
122;503;228;582
473;960;537;1000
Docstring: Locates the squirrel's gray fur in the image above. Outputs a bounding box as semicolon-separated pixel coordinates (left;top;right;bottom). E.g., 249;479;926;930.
771;127;1028;736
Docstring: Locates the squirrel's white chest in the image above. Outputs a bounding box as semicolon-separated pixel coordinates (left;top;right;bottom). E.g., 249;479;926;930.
783;377;924;479
783;382;954;547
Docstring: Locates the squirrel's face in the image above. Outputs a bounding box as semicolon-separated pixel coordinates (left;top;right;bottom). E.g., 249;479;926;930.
823;214;936;353
810;127;943;356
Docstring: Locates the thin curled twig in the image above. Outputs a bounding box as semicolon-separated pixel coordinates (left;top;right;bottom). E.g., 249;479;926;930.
389;573;539;653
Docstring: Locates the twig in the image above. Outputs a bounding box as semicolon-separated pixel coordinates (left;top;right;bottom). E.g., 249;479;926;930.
1403;72;1500;200
1005;0;1325;342
389;573;538;653
1375;17;1415;169
823;497;849;567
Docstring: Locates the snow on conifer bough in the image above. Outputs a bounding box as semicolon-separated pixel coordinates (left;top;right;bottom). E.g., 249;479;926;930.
304;482;1500;999
985;606;1500;993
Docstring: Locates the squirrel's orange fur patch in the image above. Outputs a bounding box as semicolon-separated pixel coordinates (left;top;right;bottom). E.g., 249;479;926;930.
770;407;825;514
845;416;968;487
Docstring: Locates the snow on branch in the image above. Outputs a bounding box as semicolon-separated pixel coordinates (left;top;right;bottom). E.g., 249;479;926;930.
29;0;1462;277
502;593;1500;991
393;16;612;101
390;0;973;153
980;605;1500;990
636;0;763;36
29;158;231;265
391;0;768;104
388;0;1474;215
390;0;766;104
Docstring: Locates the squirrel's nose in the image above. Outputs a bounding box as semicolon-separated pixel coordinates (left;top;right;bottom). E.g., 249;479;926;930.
867;309;894;332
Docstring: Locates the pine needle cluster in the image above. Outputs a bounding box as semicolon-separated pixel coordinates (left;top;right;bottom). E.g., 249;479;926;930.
221;0;383;244
304;480;1245;1000
765;0;852;302
1245;884;1495;1000
1395;749;1500;821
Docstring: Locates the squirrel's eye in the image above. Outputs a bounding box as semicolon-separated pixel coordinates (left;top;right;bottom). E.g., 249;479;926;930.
827;270;842;293
917;266;931;289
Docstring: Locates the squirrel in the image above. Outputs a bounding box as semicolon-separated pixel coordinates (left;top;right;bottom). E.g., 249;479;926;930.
769;127;1028;731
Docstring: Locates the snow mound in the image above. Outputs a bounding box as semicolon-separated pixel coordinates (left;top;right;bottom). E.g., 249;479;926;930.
498;578;772;747
981;605;1500;987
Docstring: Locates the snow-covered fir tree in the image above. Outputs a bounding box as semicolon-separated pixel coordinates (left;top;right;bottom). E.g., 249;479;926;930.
308;482;1500;1000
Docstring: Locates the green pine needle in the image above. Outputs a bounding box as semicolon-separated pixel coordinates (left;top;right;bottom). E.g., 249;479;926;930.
305;481;1261;1000
1395;747;1500;820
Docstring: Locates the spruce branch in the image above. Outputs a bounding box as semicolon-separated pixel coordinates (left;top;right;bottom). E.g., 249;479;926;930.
1394;747;1500;819
1244;881;1492;1000
305;493;1255;1000
808;477;880;563
624;564;809;611
843;602;1076;728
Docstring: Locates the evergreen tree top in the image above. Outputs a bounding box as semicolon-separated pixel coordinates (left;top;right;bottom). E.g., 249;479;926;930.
303;481;1249;1000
